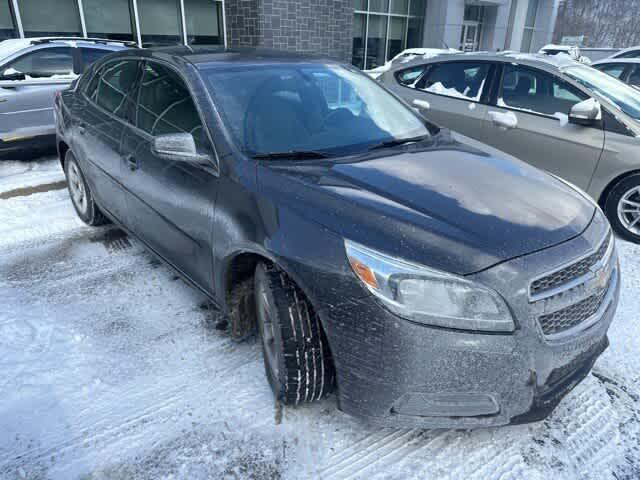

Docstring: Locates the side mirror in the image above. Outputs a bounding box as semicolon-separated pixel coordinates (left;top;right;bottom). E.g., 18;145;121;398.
151;133;211;165
569;98;601;126
0;70;26;82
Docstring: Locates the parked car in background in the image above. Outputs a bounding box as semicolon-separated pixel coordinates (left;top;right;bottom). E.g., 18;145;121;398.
380;52;640;243
592;58;640;90
364;48;460;79
56;47;619;428
539;44;591;64
608;46;640;59
0;37;133;157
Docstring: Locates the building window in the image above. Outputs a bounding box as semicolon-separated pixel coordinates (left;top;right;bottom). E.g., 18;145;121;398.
83;0;136;41
18;0;82;37
352;0;426;70
521;0;539;53
137;0;182;45
184;0;224;45
0;1;18;39
460;5;484;52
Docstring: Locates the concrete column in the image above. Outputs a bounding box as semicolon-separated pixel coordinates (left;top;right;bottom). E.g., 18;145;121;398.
480;3;513;51
506;0;530;51
423;0;465;49
531;0;560;51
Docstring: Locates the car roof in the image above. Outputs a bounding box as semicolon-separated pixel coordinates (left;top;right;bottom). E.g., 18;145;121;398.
612;46;640;57
110;45;340;67
386;51;581;74
0;37;131;62
593;58;640;66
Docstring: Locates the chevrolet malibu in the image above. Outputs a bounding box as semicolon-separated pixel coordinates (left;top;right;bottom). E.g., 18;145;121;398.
55;47;620;428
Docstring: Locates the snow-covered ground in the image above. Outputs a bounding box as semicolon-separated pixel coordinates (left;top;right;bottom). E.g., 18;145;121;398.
1;157;639;480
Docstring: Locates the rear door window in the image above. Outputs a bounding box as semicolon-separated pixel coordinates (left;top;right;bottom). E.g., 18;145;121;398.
499;65;588;117
415;62;490;101
4;47;74;77
90;60;139;120
135;62;206;147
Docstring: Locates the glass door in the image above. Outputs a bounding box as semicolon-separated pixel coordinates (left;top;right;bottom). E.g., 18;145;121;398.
460;23;480;52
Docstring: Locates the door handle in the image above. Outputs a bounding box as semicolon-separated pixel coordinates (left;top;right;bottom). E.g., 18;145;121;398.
125;154;138;171
0;97;7;103
412;99;431;110
488;110;518;130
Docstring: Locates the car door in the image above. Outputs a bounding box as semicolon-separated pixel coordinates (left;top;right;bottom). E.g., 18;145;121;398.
388;61;493;139
0;46;76;142
120;60;218;292
482;63;605;190
73;59;140;221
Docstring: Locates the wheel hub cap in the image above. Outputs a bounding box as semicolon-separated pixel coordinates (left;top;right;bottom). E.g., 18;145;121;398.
259;290;279;377
618;186;640;235
68;162;88;214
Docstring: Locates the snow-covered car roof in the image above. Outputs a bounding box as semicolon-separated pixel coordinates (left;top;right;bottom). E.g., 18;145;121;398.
364;48;460;78
380;51;581;78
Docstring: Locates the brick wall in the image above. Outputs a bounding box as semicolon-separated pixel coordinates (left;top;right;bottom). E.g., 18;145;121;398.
225;0;354;63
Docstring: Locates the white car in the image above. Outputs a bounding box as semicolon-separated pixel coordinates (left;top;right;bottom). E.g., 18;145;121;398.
0;37;133;157
608;46;640;59
539;44;592;65
364;48;460;79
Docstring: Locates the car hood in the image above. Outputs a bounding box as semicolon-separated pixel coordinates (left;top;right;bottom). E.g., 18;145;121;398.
258;132;595;275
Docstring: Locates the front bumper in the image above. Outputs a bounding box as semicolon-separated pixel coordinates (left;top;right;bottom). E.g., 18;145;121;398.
317;212;620;428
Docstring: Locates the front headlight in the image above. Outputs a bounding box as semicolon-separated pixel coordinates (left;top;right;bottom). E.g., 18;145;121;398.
345;240;515;332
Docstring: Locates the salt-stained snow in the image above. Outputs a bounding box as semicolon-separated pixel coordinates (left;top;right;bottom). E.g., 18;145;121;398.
0;158;639;479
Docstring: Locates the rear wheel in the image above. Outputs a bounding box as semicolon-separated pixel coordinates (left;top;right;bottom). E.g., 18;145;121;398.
604;173;640;243
64;151;108;226
254;263;334;405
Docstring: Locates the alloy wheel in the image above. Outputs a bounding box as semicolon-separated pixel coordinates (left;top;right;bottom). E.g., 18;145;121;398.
617;186;640;236
67;161;88;215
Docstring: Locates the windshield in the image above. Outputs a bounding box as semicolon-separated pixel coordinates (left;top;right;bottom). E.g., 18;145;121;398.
564;65;640;120
199;63;429;157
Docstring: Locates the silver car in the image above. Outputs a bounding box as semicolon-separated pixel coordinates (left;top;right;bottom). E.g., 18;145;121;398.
379;52;640;243
0;37;131;157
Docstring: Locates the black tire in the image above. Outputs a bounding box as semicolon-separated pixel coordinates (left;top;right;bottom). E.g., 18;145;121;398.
254;262;334;405
64;151;108;226
604;173;640;243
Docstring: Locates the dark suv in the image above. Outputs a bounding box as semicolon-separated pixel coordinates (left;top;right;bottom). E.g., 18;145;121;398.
55;47;620;428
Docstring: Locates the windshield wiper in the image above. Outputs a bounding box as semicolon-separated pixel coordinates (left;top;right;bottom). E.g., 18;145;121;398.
252;150;330;160
368;135;429;152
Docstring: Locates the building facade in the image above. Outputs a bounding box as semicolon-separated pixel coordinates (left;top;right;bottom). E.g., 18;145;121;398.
1;0;559;68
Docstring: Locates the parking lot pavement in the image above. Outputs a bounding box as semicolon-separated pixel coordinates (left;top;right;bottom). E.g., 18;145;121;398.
1;158;639;480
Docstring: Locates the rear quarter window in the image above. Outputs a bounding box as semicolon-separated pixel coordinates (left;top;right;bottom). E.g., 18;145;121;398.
394;65;427;86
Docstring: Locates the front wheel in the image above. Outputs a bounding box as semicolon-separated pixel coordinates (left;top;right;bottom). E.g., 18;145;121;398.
254;263;334;405
604;173;640;243
64;151;108;226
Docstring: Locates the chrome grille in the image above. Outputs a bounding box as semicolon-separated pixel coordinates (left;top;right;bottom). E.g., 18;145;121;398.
529;229;616;340
530;232;611;298
539;287;608;336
